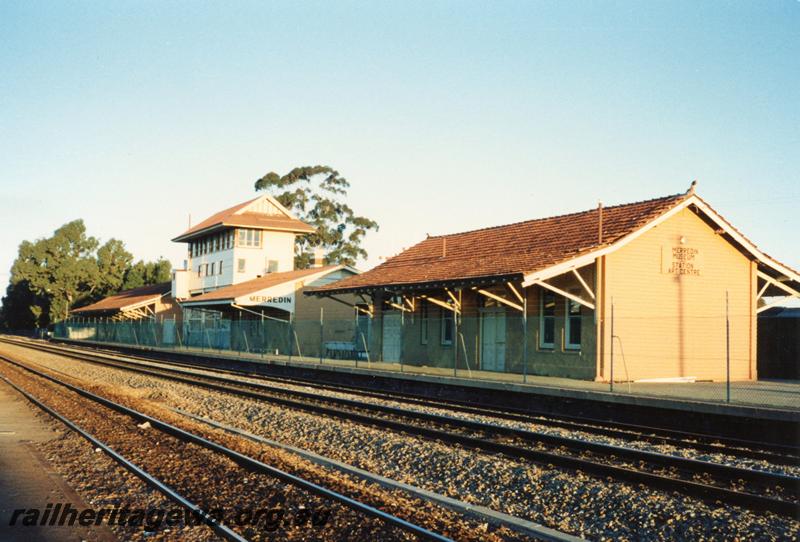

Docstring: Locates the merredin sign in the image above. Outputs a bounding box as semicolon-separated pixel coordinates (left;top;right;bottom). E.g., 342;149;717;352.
242;293;294;312
238;286;295;310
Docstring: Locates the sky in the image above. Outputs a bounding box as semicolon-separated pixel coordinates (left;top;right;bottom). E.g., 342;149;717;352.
1;1;798;294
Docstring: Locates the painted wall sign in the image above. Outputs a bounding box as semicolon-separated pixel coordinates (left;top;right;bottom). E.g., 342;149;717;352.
248;295;292;304
662;245;702;276
236;285;296;311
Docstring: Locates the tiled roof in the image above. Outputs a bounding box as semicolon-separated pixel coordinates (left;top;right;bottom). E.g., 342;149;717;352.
313;192;690;293
172;197;315;242
181;266;342;304
72;282;171;314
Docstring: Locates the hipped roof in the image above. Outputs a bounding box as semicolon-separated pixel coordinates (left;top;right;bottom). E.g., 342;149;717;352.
173;195;315;242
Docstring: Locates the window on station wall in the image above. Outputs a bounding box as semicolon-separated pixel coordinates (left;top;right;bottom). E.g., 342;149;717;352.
212;236;218;252
228;230;234;249
197;265;202;277
237;259;246;273
440;307;454;346
539;290;556;348
204;263;209;276
565;291;582;350
267;260;279;273
237;228;263;248
420;300;429;345
218;260;223;275
210;262;215;275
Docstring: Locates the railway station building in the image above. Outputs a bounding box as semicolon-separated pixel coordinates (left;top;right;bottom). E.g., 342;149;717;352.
308;185;800;382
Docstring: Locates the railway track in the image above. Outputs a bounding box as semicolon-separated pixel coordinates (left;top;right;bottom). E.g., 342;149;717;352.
19;336;800;463
0;354;470;542
4;337;799;518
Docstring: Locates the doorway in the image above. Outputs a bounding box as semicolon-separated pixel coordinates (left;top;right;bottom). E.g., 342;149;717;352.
480;306;506;372
381;311;402;362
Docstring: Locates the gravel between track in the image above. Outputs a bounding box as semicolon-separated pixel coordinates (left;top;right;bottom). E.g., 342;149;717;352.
0;355;521;542
67;345;799;477
18;390;218;541
4;342;799;542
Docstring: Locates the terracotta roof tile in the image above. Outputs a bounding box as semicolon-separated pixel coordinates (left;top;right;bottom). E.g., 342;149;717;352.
72;282;171;314
173;197;315;242
182;266;342;304
314;192;689;293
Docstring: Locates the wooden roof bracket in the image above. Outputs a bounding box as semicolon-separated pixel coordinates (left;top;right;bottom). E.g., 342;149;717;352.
571;268;596;300
531;280;595;310
506;282;525;304
473;288;523;312
421;295;460;314
756;271;800;314
323;295;373;317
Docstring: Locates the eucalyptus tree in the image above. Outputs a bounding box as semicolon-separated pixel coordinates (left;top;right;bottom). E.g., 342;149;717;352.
255;166;378;268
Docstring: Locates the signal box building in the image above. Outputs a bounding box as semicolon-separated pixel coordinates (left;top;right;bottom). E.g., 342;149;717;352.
170;193;361;352
309;186;800;382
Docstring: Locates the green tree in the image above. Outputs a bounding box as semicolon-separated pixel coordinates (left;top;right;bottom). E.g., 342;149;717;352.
0;279;48;330
1;220;172;329
122;258;172;290
94;239;134;298
8;220;99;324
254;166;378;268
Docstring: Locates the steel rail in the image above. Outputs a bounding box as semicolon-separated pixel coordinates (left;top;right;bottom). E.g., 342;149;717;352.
38;336;800;461
20;342;799;490
8;343;798;517
14;337;799;463
0;355;455;542
0;375;250;542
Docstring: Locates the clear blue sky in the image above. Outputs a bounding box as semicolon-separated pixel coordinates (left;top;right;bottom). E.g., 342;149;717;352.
1;1;798;292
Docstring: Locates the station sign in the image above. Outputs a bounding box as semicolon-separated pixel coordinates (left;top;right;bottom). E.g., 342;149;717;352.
662;245;702;276
235;283;295;312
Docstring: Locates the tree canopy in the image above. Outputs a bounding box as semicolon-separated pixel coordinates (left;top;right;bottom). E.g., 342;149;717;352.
0;219;170;329
254;166;378;268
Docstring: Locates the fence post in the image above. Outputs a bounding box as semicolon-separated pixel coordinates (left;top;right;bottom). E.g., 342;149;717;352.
287;317;293;363
319;307;324;365
453;306;458;376
726;290;730;403
610;299;614;393
400;309;404;373
522;297;528;384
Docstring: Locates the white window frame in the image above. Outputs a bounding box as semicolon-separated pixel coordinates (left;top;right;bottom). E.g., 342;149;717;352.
565;291;582;350
237;258;246;273
539;290;555;349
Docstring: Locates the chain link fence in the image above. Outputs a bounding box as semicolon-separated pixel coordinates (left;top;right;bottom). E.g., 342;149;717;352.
53;304;799;411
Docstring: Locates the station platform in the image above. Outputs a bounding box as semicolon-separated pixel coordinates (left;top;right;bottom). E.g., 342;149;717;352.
0;378;118;542
33;336;796;449
49;337;799;420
